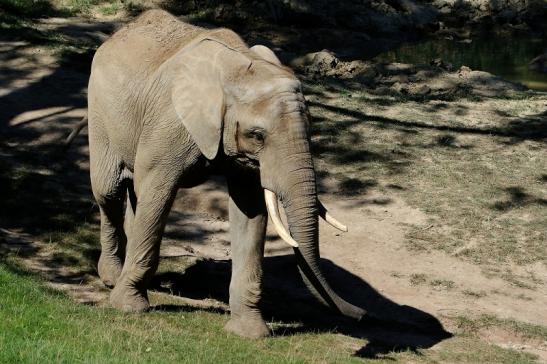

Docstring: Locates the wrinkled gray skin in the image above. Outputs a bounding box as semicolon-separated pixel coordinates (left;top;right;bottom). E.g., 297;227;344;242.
88;9;364;338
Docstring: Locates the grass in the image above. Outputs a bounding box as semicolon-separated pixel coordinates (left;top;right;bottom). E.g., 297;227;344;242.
307;79;547;286
0;0;152;20
434;337;537;364
408;274;456;290
0;2;546;361
409;273;428;286
0;0;97;66
429;279;456;290
461;289;487;298
1;261;541;363
455;314;547;341
0;0;71;17
0;262;361;363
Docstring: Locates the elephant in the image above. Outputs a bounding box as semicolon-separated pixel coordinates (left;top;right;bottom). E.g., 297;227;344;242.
87;9;365;338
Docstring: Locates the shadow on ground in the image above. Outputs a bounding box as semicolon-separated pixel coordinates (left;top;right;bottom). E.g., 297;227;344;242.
151;255;452;358
1;6;546;359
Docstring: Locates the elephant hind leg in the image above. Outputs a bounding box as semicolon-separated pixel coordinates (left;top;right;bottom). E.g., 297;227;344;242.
89;133;128;288
109;167;179;313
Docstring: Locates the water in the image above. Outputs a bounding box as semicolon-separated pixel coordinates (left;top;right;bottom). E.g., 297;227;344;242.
374;33;547;91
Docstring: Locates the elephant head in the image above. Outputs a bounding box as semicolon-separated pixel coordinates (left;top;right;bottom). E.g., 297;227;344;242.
169;31;365;321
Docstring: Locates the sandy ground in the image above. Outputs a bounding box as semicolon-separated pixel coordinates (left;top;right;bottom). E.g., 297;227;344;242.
1;16;546;360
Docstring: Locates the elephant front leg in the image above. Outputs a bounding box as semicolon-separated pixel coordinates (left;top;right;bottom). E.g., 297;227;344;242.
109;170;177;312
225;174;270;338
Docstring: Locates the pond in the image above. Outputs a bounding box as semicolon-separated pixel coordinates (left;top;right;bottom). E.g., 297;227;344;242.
374;32;547;91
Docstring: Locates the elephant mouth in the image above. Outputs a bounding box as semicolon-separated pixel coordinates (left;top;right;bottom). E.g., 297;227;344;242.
231;154;260;170
263;189;347;248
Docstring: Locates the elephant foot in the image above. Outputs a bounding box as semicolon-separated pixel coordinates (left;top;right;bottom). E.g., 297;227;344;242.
110;283;149;313
225;315;271;339
98;253;123;288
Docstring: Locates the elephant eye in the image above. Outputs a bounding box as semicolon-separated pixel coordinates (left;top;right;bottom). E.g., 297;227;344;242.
253;132;264;143
246;129;265;143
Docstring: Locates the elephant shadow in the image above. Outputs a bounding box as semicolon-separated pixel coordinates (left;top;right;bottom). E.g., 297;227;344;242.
151;254;452;358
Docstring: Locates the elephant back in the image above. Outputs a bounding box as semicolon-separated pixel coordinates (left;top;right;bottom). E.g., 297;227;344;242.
93;9;207;75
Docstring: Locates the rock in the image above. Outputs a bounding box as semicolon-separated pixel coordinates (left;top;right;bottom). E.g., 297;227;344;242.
290;50;337;70
354;68;378;86
356;64;377;78
379;62;416;75
372;86;392;95
431;58;453;71
292;50;340;76
289;53;316;70
410;84;431;96
311;50;338;71
497;8;518;22
411;69;438;82
389;74;410;84
344;61;358;73
529;53;547;73
508;22;530;32
292;51;381;81
458;65;472;75
478;2;489;11
391;82;409;94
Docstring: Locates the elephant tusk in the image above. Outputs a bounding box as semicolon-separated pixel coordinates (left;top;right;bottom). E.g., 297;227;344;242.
318;200;348;232
264;189;299;248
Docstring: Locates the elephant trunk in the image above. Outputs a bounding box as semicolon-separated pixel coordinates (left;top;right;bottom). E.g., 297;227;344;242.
271;136;365;320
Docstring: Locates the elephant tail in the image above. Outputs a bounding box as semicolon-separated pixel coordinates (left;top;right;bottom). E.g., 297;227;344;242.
64;115;88;148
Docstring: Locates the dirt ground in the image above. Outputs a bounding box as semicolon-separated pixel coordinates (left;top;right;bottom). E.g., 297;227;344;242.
1;13;546;361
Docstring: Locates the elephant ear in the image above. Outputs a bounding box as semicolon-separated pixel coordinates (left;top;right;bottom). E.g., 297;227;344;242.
250;45;282;66
172;40;227;160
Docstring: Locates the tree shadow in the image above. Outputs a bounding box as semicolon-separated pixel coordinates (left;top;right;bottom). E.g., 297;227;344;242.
503;109;547;143
156;0;440;63
308;93;547;143
151;254;452;357
0;7;541;359
0;0;72;19
0;15;115;235
0;14;107;292
491;186;547;211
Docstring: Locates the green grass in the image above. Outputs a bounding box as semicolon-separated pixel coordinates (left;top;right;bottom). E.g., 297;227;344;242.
61;0;103;13
0;0;96;63
0;4;545;361
0;0;141;22
1;262;541;363
98;1;120;15
0;262;364;363
0;0;71;18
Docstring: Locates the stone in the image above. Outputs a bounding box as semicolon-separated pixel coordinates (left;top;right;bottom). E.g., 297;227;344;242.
312;50;339;69
410;84;431;96
373;86;392;95
391;82;409;94
391;74;410;84
458;65;472;76
380;62;416;75
431;58;453;71
529;53;547;73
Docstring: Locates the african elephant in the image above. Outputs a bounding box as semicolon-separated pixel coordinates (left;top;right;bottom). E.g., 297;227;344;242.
88;9;364;338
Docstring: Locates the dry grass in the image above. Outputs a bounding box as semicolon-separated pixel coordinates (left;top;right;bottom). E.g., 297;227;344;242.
306;79;547;287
